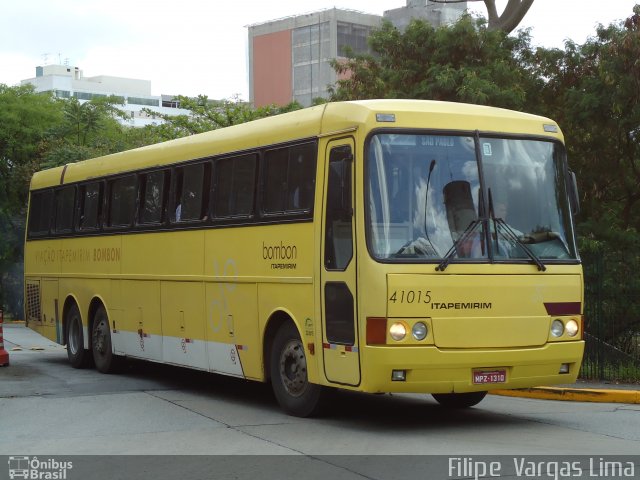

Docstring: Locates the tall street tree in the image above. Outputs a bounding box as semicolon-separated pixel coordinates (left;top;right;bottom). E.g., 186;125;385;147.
431;0;534;33
0;84;63;315
330;14;535;110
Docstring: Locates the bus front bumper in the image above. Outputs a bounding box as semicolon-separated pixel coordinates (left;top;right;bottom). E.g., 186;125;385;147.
357;341;585;394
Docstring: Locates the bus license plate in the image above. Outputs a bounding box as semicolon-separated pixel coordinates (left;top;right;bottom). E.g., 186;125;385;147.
473;370;506;384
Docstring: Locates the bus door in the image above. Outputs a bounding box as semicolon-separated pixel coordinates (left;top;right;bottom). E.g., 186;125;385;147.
321;138;361;386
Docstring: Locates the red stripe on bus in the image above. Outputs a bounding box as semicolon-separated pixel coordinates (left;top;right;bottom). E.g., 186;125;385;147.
544;302;581;315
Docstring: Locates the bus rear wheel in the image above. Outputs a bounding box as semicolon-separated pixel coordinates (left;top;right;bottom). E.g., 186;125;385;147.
92;305;122;374
270;322;323;417
432;391;487;408
66;304;91;368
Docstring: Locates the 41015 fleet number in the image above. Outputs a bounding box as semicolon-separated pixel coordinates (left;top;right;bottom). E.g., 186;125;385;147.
388;290;431;304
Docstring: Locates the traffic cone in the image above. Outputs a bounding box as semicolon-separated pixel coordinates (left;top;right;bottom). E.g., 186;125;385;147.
0;310;9;366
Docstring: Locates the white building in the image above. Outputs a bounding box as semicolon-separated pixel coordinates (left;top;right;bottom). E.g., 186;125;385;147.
21;64;189;127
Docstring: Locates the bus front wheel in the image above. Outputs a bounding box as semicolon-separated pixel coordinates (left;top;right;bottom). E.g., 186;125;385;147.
270;322;323;417
432;391;487;408
92;305;122;374
66;304;91;368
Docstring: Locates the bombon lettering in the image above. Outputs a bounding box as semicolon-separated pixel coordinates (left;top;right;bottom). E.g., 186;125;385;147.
262;241;297;261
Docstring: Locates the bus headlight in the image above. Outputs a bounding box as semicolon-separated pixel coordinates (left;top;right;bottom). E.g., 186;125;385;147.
565;319;579;337
390;322;407;341
551;319;564;337
412;322;428;341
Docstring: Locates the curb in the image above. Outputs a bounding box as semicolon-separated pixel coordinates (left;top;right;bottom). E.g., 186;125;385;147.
490;387;640;404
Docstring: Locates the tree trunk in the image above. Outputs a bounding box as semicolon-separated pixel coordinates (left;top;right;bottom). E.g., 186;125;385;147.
483;0;534;33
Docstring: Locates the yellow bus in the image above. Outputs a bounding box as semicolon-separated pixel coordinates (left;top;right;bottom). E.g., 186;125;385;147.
24;100;584;416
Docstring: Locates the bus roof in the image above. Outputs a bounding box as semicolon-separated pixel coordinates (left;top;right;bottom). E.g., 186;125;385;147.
30;99;563;190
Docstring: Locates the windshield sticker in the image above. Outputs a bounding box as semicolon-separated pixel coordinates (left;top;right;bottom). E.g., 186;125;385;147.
483;143;493;156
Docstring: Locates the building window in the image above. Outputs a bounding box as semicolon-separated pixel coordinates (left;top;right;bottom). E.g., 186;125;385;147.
337;22;373;56
127;97;160;107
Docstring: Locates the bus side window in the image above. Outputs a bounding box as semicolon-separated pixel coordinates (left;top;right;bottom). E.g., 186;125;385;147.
108;175;137;227
172;163;210;223
287;143;316;212
262;142;317;215
263;148;288;214
139;170;168;224
78;182;102;231
212;154;257;218
54;186;76;233
28;189;54;236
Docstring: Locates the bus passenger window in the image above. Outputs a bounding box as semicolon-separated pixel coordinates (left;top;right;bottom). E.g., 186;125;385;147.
173;163;210;222
140;171;167;224
213;154;256;218
79;182;102;230
108;175;137;227
28;190;54;236
263;148;288;214
54;187;76;233
288;143;316;211
263;142;317;215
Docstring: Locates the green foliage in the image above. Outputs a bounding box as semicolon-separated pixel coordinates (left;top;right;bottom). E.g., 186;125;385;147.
534;5;640;232
143;95;303;140
330;15;534;110
0;84;63;315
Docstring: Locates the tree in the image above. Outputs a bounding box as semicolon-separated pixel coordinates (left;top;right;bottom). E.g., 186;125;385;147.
0;84;63;316
330;15;534;110
143;95;303;140
531;5;640;354
431;0;534;33
534;5;640;232
42;96;134;169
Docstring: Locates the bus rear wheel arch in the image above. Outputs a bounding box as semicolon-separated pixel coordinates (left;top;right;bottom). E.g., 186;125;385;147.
270;321;323;417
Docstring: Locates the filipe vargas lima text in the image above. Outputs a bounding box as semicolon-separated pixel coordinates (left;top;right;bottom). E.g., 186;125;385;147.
448;457;635;480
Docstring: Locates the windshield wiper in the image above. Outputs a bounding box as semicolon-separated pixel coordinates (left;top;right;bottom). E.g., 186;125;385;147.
435;219;483;272
494;218;547;271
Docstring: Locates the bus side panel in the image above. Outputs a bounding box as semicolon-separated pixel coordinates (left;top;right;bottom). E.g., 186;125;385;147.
205;282;260;379
24;239;62;342
119;280;162;362
40;279;59;343
161;280;207;370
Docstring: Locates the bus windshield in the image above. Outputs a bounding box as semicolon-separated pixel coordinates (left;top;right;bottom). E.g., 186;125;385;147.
366;133;577;263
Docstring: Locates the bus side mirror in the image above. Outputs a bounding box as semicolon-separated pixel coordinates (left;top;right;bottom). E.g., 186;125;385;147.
568;170;580;216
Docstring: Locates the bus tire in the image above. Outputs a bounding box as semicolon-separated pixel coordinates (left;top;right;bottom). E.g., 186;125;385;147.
432;391;487;408
270;322;323;417
92;305;122;374
66;304;91;368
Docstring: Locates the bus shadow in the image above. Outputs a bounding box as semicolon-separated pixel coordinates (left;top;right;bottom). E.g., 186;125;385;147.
38;355;524;430
115;359;522;429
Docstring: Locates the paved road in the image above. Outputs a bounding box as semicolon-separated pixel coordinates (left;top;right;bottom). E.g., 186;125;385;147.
1;324;639;462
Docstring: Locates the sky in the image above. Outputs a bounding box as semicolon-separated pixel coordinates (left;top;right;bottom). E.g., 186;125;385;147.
1;0;638;100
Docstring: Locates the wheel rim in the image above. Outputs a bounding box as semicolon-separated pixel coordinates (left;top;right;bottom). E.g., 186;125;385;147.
68;316;80;355
93;318;108;356
279;339;308;397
